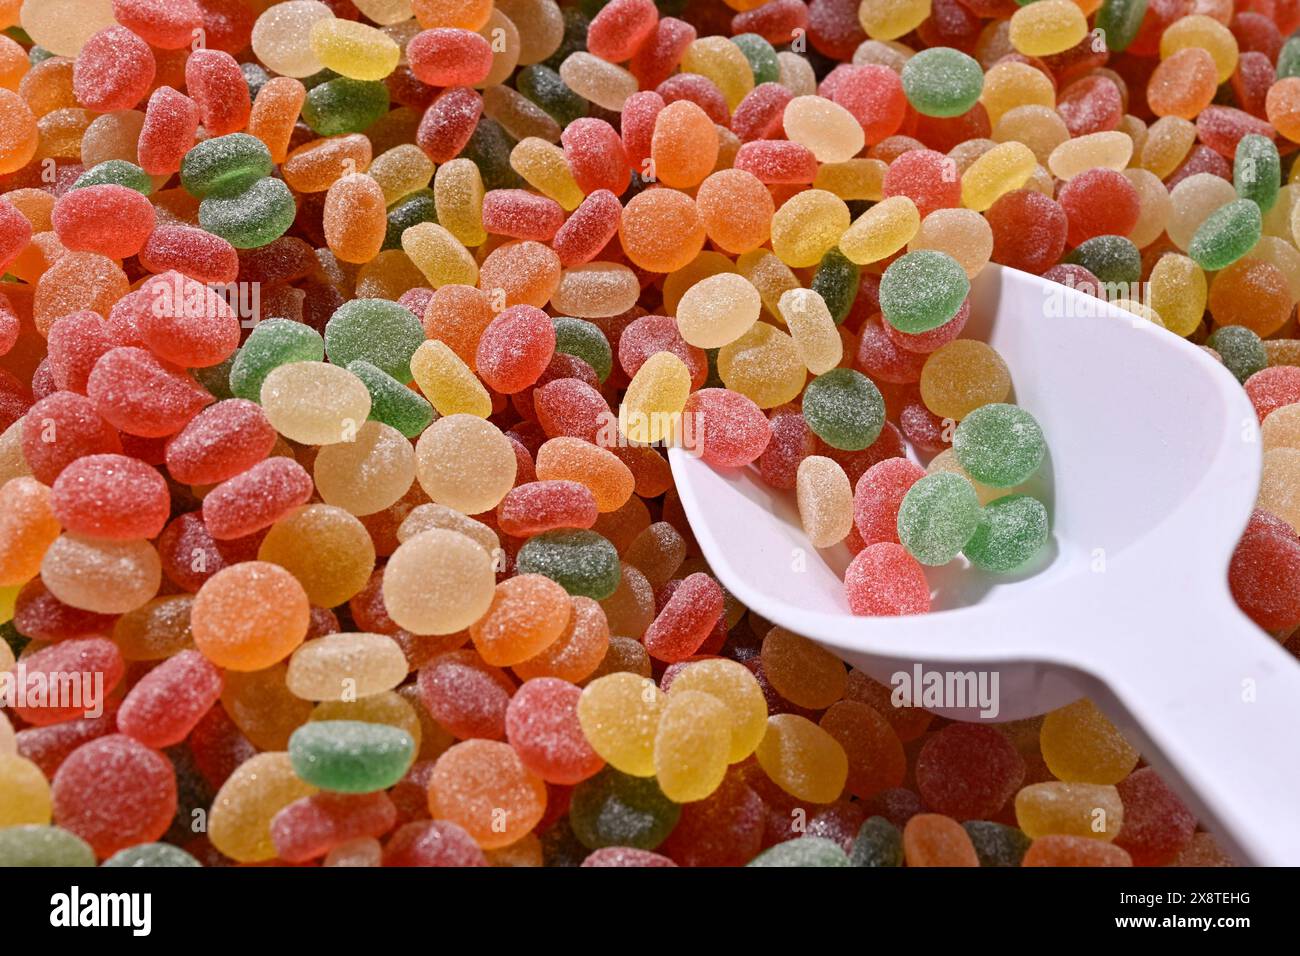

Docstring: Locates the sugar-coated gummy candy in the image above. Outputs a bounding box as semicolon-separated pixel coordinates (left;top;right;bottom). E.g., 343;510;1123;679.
952;404;1046;488
416;649;514;741
415;414;517;514
1040;699;1140;786
802;368;885;451
199;177;297;250
963;495;1050;573
0;476;62;586
209;752;318;863
505;677;604;786
288;720;415;794
40;534;162;615
192;561;308;671
897;471;982;566
916;723;1025;819
748;837;851;867
676;273;761;350
577;673;665;777
652;690;730;802
681;388;772;468
919;339;1012;421
51;734;176;859
850;816;905;867
1112;767;1197;866
1207;326;1268;384
1022;835;1133;867
963;821;1032;868
761;626;848;710
1016;781;1124;840
0;753;50;827
202;457;314;540
116;650;222;749
569;767;680;850
797;455;854;548
754;714;848;804
384;529;496;636
879;250;970;334
0;825;96;867
901;48;983;118
102;843;202;868
428;738;547;849
284;634;405;702
902;813;980;867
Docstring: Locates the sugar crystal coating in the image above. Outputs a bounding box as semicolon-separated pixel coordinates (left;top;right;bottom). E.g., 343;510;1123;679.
952;403;1047;488
897;472;982;566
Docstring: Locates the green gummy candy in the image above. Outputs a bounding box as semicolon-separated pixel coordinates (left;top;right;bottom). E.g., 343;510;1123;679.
812;247;861;326
383;188;438;251
897;471;981;566
1095;0;1147;53
1063;234;1140;287
1188;199;1262;272
71;160;153;196
952;402;1046;488
302;78;390;135
229;318;325;401
553;316;613;382
850;816;904;867
1233;134;1279;214
0;825;96;867
569;768;681;851
181;133;274;198
349;359;436;438
461;118;524;191
802;367;885;451
963;821;1032;867
516;65;588;127
1206;324;1267;383
198;176;297;249
325;298;425;383
901;47;984;118
103;843;203;867
1279;37;1300;80
194;353;237;401
732;33;781;85
748;837;851;867
288;720;415;794
963;494;1050;573
879;250;970;334
516;529;621;600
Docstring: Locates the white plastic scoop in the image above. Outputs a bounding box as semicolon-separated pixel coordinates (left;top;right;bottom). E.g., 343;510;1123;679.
669;263;1300;866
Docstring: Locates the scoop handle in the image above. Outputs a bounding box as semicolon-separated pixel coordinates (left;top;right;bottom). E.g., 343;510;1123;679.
1088;597;1300;866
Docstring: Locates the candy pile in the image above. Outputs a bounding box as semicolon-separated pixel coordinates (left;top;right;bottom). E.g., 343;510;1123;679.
1;0;1299;869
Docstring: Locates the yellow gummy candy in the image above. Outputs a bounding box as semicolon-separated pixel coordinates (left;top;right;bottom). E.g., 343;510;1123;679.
577;672;667;777
411;339;493;418
620;352;692;445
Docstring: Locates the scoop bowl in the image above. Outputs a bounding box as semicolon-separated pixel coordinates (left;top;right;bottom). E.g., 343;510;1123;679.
669;263;1300;865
